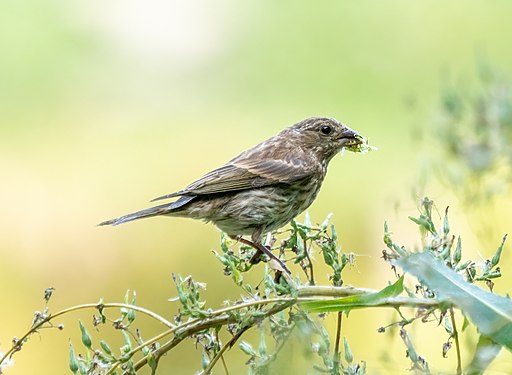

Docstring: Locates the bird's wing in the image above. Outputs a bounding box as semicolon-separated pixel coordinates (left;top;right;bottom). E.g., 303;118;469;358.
152;153;317;201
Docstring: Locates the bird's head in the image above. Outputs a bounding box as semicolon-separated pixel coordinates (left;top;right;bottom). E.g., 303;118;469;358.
284;117;363;162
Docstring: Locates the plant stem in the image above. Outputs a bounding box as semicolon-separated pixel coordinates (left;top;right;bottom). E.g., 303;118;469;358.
0;286;443;373
0;302;173;366
201;326;250;375
114;299;295;374
333;312;343;368
304;238;315;285
450;307;462;375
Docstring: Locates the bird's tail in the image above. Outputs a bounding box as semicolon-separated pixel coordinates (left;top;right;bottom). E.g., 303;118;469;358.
98;195;196;226
98;203;172;226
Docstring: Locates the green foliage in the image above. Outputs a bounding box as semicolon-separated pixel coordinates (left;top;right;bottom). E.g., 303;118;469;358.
302;277;404;312
431;63;512;203
466;335;503;375
383;196;508;373
0;202;509;374
397;252;512;350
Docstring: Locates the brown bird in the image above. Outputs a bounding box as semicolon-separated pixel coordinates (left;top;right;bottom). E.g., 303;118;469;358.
99;117;364;273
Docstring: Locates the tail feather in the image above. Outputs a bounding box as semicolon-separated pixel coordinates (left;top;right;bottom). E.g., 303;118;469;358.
98;195;196;226
98;203;171;226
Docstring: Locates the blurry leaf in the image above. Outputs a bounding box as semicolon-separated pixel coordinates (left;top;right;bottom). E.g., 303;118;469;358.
78;320;92;349
122;331;132;352
303;212;312;229
490;234;507;268
455;259;471;272
239;341;256;356
259;331;267;356
343;337;353;364
302;276;404;312
452;236;462;265
320;213;333;231
201;350;209;370
399;328;418;363
127;291;136;324
123;290;130;304
147;350;158;372
396;252;512;350
443;207;450;236
69;341;79;374
331;223;337;243
408;215;435;234
78;361;87;375
99;340;112;356
462;315;470;332
466;335;502;375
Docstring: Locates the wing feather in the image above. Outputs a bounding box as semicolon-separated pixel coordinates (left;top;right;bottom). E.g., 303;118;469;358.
152;138;318;201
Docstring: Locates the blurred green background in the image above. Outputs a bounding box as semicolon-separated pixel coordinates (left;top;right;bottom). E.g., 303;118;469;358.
1;1;512;374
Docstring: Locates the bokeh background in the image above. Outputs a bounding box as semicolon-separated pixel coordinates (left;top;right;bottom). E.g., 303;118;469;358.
1;1;512;374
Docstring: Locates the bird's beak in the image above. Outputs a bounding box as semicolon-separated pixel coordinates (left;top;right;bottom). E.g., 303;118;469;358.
337;126;363;147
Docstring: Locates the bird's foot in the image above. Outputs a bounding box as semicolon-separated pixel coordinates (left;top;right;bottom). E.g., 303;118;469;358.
229;235;290;275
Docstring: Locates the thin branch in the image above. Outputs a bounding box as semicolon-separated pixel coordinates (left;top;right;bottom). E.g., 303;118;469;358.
1;285;444;374
201;326;250;375
297;285;375;298
333;312;343;367
304;238;315;285
220;354;229;375
130;291;442;373
0;302;174;365
450;307;462;375
120;299;294;373
297;286;441;309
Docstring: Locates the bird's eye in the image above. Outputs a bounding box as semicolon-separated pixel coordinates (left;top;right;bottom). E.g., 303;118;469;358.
320;125;332;135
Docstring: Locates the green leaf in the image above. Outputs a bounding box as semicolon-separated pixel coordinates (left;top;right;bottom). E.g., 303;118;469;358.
120;291;137;324
396;252;512;350
239;341;256;356
99;340;112;356
302;276;404;312
303;212;312;229
201;351;209;370
259;331;267;356
123;289;130;304
122;330;132;352
399;328;419;364
321;213;333;231
408;215;435;234
443;207;450;236
466;335;502;375
78;361;87;375
453;236;462;265
490;234;507;268
147;351;158;372
78;320;92;349
343;337;353;364
331;223;337;243
69;341;79;374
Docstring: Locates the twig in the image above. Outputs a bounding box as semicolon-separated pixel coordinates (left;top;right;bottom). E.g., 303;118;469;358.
333;312;343;367
220;354;229;375
1;285;444;374
201;326;250;374
297;286;441;309
450;307;462;375
0;302;174;365
117;299;294;374
304;238;315;285
129;290;441;373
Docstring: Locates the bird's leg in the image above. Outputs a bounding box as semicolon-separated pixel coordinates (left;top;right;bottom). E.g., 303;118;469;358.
229;235;290;275
247;233;274;264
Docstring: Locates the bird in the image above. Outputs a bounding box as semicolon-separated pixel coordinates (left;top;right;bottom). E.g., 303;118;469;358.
99;117;364;273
